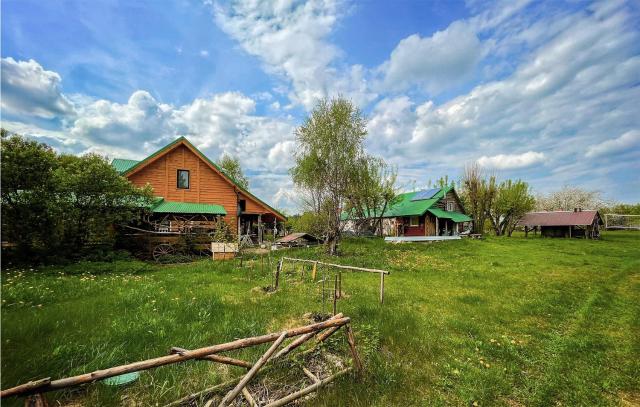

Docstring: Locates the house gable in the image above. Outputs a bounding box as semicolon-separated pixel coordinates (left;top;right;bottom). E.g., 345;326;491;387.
119;137;285;221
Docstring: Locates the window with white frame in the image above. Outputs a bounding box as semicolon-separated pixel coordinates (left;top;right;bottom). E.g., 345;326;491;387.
446;201;455;211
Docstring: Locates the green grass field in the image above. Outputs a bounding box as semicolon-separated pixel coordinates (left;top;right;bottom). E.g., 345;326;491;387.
2;232;639;406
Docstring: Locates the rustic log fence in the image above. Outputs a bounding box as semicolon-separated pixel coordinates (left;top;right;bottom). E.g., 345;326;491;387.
1;314;362;407
275;257;390;304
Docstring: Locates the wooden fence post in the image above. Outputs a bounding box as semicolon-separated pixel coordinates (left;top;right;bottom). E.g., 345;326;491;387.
274;259;282;289
380;273;385;304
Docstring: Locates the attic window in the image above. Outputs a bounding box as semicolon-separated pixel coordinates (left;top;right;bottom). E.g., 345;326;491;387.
177;170;190;189
446;201;455;211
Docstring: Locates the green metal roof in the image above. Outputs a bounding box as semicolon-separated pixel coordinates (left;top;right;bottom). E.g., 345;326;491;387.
384;186;452;217
427;208;472;222
342;186;471;222
111;158;139;174
111;137;286;220
151;199;227;215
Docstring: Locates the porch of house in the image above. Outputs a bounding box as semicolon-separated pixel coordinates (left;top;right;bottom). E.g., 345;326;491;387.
391;213;470;237
239;212;285;244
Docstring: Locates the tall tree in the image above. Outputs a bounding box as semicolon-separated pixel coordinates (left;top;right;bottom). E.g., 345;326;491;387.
219;154;249;189
291;97;368;255
346;156;398;236
486;179;535;236
1;130;60;255
460;163;496;234
1;131;152;261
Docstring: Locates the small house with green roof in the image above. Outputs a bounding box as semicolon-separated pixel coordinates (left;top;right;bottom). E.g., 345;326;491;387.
344;186;472;237
111;137;286;243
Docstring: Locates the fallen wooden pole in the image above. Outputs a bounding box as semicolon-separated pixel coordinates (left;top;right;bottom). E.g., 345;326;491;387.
345;325;364;375
218;332;287;407
263;368;352;407
0;317;350;399
281;257;390;275
273;313;343;359
315;324;341;343
241;387;257;407
170;347;252;369
302;367;320;384
164;375;243;407
0;379;50;400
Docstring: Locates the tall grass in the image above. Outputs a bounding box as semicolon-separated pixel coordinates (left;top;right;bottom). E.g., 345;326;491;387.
1;231;639;406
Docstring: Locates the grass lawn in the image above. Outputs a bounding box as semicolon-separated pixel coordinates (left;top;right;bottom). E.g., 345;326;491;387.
2;232;639;406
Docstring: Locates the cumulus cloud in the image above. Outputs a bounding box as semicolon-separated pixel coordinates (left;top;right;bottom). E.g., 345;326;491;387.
369;3;640;170
68;89;296;172
585;130;640;158
70;90;175;150
1;57;76;119
213;0;376;109
379;21;483;93
477;151;545;169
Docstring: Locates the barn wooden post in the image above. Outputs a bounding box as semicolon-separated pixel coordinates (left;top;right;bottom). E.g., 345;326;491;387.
258;215;263;243
435;217;439;236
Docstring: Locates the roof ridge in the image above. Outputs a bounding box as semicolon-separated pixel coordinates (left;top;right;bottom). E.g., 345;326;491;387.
118;136;286;220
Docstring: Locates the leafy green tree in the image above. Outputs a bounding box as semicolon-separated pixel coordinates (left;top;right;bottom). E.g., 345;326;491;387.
54;153;154;251
346;156;398;236
219;154;249;189
1;130;153;261
287;211;324;237
460;163;496;234
1;130;60;256
486;179;535;236
291;97;369;255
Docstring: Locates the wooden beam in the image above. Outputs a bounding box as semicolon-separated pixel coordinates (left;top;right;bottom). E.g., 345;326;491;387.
1;318;350;399
170;347;252;369
263;368;352;407
302;367;320;384
218;332;287;406
273;313;343;359
281;257;390;275
345;325;363;375
241;387;257;407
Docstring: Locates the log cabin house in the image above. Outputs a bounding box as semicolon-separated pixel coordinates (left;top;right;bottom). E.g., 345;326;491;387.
111;137;286;243
517;209;602;239
343;186;472;237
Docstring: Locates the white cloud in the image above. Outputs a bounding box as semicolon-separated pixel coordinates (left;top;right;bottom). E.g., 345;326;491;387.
70;90;175;150
199;50;209;57
362;1;640;200
379;21;483;93
213;0;376;109
1;57;76;119
477;151;545;169
585;130;640;158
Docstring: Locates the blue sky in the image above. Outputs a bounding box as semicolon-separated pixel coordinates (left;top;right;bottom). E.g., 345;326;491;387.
2;0;639;210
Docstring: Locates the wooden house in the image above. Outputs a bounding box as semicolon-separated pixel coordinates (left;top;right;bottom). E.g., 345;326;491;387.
343;186;472;237
112;137;286;243
517;209;602;239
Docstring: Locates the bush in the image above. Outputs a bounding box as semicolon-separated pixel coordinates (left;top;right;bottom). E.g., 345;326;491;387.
1;131;153;263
